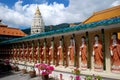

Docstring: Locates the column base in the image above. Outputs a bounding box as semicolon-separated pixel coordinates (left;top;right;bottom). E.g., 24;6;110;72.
111;65;120;73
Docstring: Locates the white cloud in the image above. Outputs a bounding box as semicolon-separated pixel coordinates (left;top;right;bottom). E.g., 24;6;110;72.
14;0;23;12
0;1;31;28
111;0;120;6
0;0;119;29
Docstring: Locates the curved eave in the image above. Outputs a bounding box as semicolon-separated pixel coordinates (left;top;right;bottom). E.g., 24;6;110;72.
0;17;120;45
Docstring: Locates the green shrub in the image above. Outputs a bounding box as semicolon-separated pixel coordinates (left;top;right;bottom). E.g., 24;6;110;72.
86;75;92;80
96;75;102;80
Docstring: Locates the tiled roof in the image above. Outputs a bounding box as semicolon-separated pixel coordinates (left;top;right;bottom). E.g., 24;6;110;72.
0;24;27;37
0;5;120;44
83;5;120;24
0;16;120;44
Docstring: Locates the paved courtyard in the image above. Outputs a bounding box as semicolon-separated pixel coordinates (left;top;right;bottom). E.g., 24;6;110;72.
0;71;43;80
0;71;119;80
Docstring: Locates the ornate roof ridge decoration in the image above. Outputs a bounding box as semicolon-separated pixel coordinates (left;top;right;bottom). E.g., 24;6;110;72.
0;17;120;45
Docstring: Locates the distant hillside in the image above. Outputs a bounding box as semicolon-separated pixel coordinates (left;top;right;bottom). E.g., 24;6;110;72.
22;28;31;35
45;23;70;32
22;22;81;35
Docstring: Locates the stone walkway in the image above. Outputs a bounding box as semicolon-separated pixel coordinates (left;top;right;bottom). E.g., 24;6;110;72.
0;71;43;80
0;71;118;80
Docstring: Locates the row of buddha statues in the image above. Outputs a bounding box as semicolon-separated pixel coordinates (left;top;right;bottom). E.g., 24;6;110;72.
1;33;120;73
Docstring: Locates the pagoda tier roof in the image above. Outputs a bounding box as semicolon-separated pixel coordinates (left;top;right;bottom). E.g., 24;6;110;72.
0;16;120;45
83;5;120;24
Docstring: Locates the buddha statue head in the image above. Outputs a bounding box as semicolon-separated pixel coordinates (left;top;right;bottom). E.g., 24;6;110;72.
112;32;117;40
81;36;85;43
59;38;62;46
112;33;118;45
94;35;99;42
70;37;74;46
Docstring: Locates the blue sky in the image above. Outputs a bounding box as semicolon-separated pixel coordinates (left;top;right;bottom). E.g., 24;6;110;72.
0;0;120;29
0;0;69;8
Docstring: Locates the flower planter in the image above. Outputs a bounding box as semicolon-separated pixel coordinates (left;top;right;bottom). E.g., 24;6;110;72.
42;75;49;80
22;69;27;74
35;63;54;80
29;70;36;78
14;66;19;71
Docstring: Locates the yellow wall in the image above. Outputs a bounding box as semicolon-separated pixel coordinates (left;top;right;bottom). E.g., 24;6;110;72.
118;32;120;39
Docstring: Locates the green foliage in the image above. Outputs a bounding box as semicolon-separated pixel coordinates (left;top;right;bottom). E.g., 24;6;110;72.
72;68;80;75
45;23;70;32
96;75;102;80
86;75;92;80
22;23;70;34
85;75;102;80
22;28;31;35
72;22;81;25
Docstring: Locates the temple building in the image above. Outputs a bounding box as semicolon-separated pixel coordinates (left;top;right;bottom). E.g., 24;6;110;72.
0;5;120;80
31;6;45;34
83;5;120;24
0;20;27;42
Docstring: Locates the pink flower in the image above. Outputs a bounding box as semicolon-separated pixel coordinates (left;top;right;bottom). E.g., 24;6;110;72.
41;64;47;69
70;75;73;79
46;66;54;71
37;64;47;70
35;63;54;75
75;75;80;80
35;63;41;68
47;71;52;74
42;71;47;75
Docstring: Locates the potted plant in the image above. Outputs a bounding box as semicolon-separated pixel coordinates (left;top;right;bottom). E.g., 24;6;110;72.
14;66;19;71
35;63;54;80
21;65;27;74
29;67;36;78
21;61;27;74
85;75;92;80
12;64;19;71
21;68;27;74
71;68;80;80
96;75;102;80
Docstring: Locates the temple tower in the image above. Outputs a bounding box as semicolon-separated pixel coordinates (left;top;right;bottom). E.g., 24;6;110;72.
31;6;44;34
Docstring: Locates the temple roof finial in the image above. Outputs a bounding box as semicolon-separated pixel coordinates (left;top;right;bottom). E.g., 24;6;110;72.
35;5;41;16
